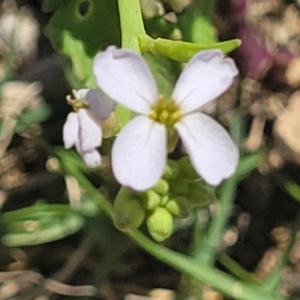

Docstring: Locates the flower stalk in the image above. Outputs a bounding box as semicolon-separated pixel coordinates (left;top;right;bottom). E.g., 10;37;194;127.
117;0;145;52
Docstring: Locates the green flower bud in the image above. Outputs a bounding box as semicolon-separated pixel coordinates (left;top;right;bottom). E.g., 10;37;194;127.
166;197;191;217
147;207;173;242
113;188;145;231
152;179;169;195
143;190;161;210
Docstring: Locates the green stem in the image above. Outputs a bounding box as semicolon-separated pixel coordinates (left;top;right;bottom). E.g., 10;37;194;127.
59;151;113;218
127;229;282;300
59;155;284;300
193;177;237;265
218;252;258;284
117;0;145;52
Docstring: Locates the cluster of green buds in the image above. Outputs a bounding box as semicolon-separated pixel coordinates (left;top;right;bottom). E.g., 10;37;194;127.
113;156;215;242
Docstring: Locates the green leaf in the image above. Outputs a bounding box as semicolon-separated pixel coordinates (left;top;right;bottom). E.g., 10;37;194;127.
1;203;84;246
44;0;120;86
140;35;241;63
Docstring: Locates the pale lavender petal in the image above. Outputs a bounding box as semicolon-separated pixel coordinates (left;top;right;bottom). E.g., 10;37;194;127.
81;150;101;167
86;89;116;121
175;112;239;185
76;109;102;153
93;46;158;114
63;112;79;149
112;115;167;191
172;50;238;113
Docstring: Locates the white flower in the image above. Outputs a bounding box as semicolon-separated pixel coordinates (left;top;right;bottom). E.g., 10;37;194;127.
63;89;115;167
93;47;239;191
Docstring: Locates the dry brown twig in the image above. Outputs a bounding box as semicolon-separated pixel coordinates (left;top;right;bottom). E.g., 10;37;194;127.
0;270;97;299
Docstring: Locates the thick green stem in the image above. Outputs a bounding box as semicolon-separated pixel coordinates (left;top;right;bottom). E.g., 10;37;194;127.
117;0;145;52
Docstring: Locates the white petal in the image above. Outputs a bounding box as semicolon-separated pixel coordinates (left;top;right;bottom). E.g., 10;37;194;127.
93;46;158;114
76;109;102;153
63;112;79;149
81;150;101;167
112;115;167;191
86;89;116;121
175;112;239;185
172;50;238;113
74;89;89;100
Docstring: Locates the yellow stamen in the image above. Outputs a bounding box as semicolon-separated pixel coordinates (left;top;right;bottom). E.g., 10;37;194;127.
149;97;183;128
171;110;182;123
66;92;89;112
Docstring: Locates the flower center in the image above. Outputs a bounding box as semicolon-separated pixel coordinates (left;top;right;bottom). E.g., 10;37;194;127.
66;90;89;112
149;97;182;128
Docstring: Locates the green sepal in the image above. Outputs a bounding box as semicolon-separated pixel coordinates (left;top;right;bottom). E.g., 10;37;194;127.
170;178;213;208
168;157;214;208
176;156;199;180
113;187;145;231
184;180;214;207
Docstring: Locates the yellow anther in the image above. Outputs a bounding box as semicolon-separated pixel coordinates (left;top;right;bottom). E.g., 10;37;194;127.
66;92;89;112
149;110;157;120
171;110;182;122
